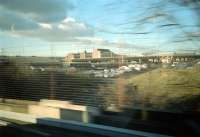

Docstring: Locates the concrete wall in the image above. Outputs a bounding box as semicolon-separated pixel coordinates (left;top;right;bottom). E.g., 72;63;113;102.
28;100;99;123
28;105;60;119
0;110;37;123
0;98;38;105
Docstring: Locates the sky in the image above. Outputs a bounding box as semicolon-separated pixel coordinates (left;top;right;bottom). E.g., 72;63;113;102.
0;0;199;56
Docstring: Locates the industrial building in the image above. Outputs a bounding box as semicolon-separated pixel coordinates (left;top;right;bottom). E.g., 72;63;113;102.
65;49;117;62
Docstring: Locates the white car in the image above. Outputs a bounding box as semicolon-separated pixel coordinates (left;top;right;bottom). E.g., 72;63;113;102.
119;66;132;72
104;74;108;78
40;67;45;72
30;66;35;70
130;61;137;64
128;64;136;68
134;66;141;71
95;72;104;77
104;69;109;73
141;64;148;69
171;62;179;67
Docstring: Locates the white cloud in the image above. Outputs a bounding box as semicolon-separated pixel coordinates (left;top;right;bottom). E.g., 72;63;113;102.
9;17;94;42
39;23;52;30
74;37;147;50
0;6;39;31
0;0;146;51
76;37;106;45
58;17;88;31
0;0;76;32
0;0;74;22
58;24;66;30
63;17;76;23
0;2;94;42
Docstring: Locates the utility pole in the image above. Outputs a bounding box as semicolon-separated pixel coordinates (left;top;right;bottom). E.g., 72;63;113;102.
22;47;25;56
0;48;2;56
49;43;55;100
50;43;54;59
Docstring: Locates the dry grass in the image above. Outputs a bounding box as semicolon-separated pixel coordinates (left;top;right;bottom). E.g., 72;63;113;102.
127;67;200;112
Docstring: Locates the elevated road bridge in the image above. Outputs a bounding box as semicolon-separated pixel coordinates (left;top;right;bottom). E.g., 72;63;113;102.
66;55;200;64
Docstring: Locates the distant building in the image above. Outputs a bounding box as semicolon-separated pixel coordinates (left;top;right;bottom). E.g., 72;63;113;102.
65;53;80;62
65;49;119;63
159;52;197;63
80;51;92;59
92;49;114;58
160;56;173;63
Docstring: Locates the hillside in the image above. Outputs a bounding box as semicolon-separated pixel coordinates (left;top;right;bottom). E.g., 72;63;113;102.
128;66;200;112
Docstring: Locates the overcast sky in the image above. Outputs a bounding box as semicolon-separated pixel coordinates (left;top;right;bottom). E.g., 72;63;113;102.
0;0;199;56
